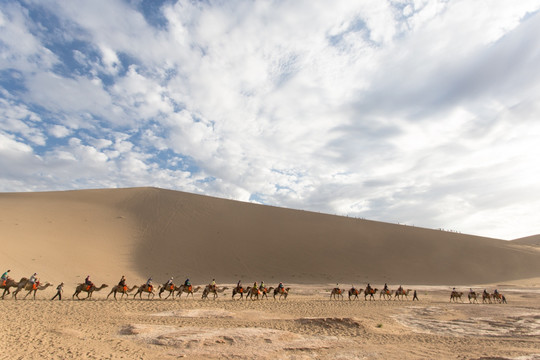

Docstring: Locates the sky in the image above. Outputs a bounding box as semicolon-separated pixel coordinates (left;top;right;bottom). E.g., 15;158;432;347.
1;0;540;240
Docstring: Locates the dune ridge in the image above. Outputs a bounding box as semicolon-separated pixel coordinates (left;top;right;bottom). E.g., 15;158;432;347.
1;187;540;287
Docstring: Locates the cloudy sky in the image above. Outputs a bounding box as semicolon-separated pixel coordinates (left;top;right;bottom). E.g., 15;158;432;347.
1;0;540;240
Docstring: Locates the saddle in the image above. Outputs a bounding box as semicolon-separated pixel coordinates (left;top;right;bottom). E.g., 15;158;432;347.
32;283;38;290
169;285;175;291
147;285;153;292
86;284;92;291
123;285;128;292
1;280;6;287
238;287;243;293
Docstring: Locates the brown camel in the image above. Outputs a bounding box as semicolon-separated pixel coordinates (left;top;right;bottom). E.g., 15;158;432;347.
73;283;109;300
450;291;463;302
175;284;201;298
273;287;290;300
348;287;360;301
468;291;478;304
482;291;492;304
379;289;392;300
364;287;378;301
260;287;274;300
158;282;178;299
394;288;411;300
133;284;156;299
201;285;228;300
246;287;261;301
330;287;344;300
492;292;506;304
1;278;20;299
12;281;53;300
232;286;246;299
107;285;138;300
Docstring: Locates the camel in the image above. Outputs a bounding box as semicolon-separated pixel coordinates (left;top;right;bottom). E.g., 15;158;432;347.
394;288;411;301
201;285;228;300
133;284;156;299
492;292;506;304
468;291;478;304
176;284;201;298
1;278;20;299
158;282;178;300
260;287;274;299
12;280;53;300
348;287;360;301
330;287;344;300
246;287;261;301
107;285;138;300
450;291;463;302
364;287;378;301
379;289;392;300
273;287;290;300
482;292;492;304
232;286;246;299
72;283;109;300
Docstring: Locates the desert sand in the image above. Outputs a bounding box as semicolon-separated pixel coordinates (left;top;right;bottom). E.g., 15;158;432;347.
1;187;540;359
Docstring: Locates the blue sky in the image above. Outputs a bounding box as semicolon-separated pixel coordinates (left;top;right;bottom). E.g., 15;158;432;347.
1;0;540;240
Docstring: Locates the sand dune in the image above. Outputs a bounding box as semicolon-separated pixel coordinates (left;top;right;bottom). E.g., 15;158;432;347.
2;187;540;360
1;187;540;287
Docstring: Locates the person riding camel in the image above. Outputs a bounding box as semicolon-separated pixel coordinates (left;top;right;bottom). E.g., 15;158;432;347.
383;283;388;292
211;279;216;291
146;277;153;291
165;277;174;290
237;280;242;289
1;270;10;286
366;283;373;293
259;281;265;291
29;272;38;286
278;282;284;290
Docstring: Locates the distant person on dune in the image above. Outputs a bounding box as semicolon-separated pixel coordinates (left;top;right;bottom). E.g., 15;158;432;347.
413;290;419;301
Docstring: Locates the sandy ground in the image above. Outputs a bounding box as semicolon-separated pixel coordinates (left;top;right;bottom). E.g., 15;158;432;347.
1;284;539;360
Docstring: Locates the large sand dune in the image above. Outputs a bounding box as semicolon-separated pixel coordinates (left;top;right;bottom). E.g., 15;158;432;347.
1;187;539;286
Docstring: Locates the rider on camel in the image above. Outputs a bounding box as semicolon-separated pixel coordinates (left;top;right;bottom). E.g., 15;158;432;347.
1;270;10;285
118;275;126;287
259;281;265;291
211;279;216;291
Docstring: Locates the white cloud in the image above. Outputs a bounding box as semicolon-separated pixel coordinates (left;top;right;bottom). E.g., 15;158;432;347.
1;0;540;239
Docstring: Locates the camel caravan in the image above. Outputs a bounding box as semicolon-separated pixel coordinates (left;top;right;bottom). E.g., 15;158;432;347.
330;284;418;302
0;270;292;302
0;269;507;304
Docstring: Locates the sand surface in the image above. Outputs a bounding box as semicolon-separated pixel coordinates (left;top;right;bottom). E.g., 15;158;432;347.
1;284;539;359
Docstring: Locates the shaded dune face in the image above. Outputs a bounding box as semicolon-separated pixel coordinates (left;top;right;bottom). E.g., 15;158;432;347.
122;189;540;285
2;187;540;285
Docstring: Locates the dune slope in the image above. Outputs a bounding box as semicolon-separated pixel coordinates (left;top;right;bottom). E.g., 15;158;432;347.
1;187;539;286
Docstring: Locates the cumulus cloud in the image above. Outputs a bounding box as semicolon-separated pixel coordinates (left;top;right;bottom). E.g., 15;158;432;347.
1;0;540;239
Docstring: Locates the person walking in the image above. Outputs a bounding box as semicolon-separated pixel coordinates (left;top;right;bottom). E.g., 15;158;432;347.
412;290;419;301
51;282;64;300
